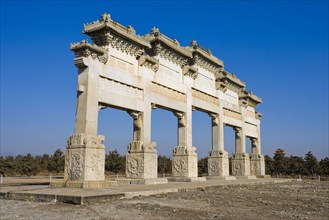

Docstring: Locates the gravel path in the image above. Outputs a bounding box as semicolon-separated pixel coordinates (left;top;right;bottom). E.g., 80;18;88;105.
1;181;328;220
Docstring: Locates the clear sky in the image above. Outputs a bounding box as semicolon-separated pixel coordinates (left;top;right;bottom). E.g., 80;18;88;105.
1;0;328;160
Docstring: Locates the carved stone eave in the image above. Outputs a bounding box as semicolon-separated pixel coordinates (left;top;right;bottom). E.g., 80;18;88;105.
70;40;108;65
255;112;263;120
186;40;223;75
138;55;159;72
143;28;192;67
182;65;198;79
216;70;245;93
188;40;223;66
143;28;192;58
83;13;151;49
239;90;262;108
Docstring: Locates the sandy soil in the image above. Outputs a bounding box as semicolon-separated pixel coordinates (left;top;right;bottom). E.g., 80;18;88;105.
0;180;328;220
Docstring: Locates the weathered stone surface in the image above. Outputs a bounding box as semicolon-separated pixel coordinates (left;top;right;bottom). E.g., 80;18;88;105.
63;12;265;186
208;150;229;177
232;152;251;177
64;134;105;182
172;146;198;178
126;141;157;179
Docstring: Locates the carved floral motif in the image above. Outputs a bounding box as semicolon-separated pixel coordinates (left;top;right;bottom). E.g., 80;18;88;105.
209;160;220;176
67;152;83;180
85;153;104;178
151;82;186;103
192;89;219;105
127;157;144;178
250;162;261;175
70;40;108;64
110;35;144;58
173;159;186;176
232;161;243;176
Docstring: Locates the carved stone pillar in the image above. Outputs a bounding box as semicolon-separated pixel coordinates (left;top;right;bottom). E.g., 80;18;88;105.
231;127;251;177
64;133;106;182
52;57;116;188
172;111;198;178
207;113;229;177
126;110;157;179
250;138;265;176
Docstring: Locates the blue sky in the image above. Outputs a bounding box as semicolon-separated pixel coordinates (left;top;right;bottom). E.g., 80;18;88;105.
1;0;328;159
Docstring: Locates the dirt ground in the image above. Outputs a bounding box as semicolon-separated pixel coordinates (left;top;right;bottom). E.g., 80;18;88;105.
0;180;328;220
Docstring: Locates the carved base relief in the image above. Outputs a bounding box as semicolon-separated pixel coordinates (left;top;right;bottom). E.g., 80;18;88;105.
126;141;157;179
172;146;198;178
231;152;251;176
250;154;265;176
64;133;105;182
208;150;229;177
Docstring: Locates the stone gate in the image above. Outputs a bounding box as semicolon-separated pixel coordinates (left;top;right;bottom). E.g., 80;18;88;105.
55;12;265;188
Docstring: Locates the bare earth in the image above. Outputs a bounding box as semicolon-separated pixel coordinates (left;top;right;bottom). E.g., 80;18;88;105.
1;181;328;220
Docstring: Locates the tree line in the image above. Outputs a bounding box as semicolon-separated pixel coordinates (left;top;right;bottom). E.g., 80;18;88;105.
0;148;328;177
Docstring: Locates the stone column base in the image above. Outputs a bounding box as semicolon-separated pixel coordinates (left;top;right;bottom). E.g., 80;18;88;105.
115;178;168;185
167;177;206;182
250;154;265;176
126;141;158;179
231;152;251;177
207;150;230;177
64;133;106;183
205;176;237;181
172;146;198;178
50;180;117;188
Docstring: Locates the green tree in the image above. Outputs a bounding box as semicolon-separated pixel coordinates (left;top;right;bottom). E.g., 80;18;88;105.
319;157;329;176
16;154;40;177
158;156;172;174
198;157;208;176
286;156;308;176
35;154;50;172
304;151;318;176
1;156;17;176
47;149;65;173
273;148;287;175
105;150;125;173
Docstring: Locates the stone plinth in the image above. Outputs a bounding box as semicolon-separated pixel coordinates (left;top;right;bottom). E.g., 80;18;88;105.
115;178;168;185
172;146;198;178
50;179;117;188
65;134;105;181
50;133;113;188
207;150;229;177
126;141;157;179
250;153;265;176
231;152;251;177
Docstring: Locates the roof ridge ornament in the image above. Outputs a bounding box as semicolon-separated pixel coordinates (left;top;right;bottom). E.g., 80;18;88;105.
151;27;160;37
100;12;111;23
190;40;198;49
